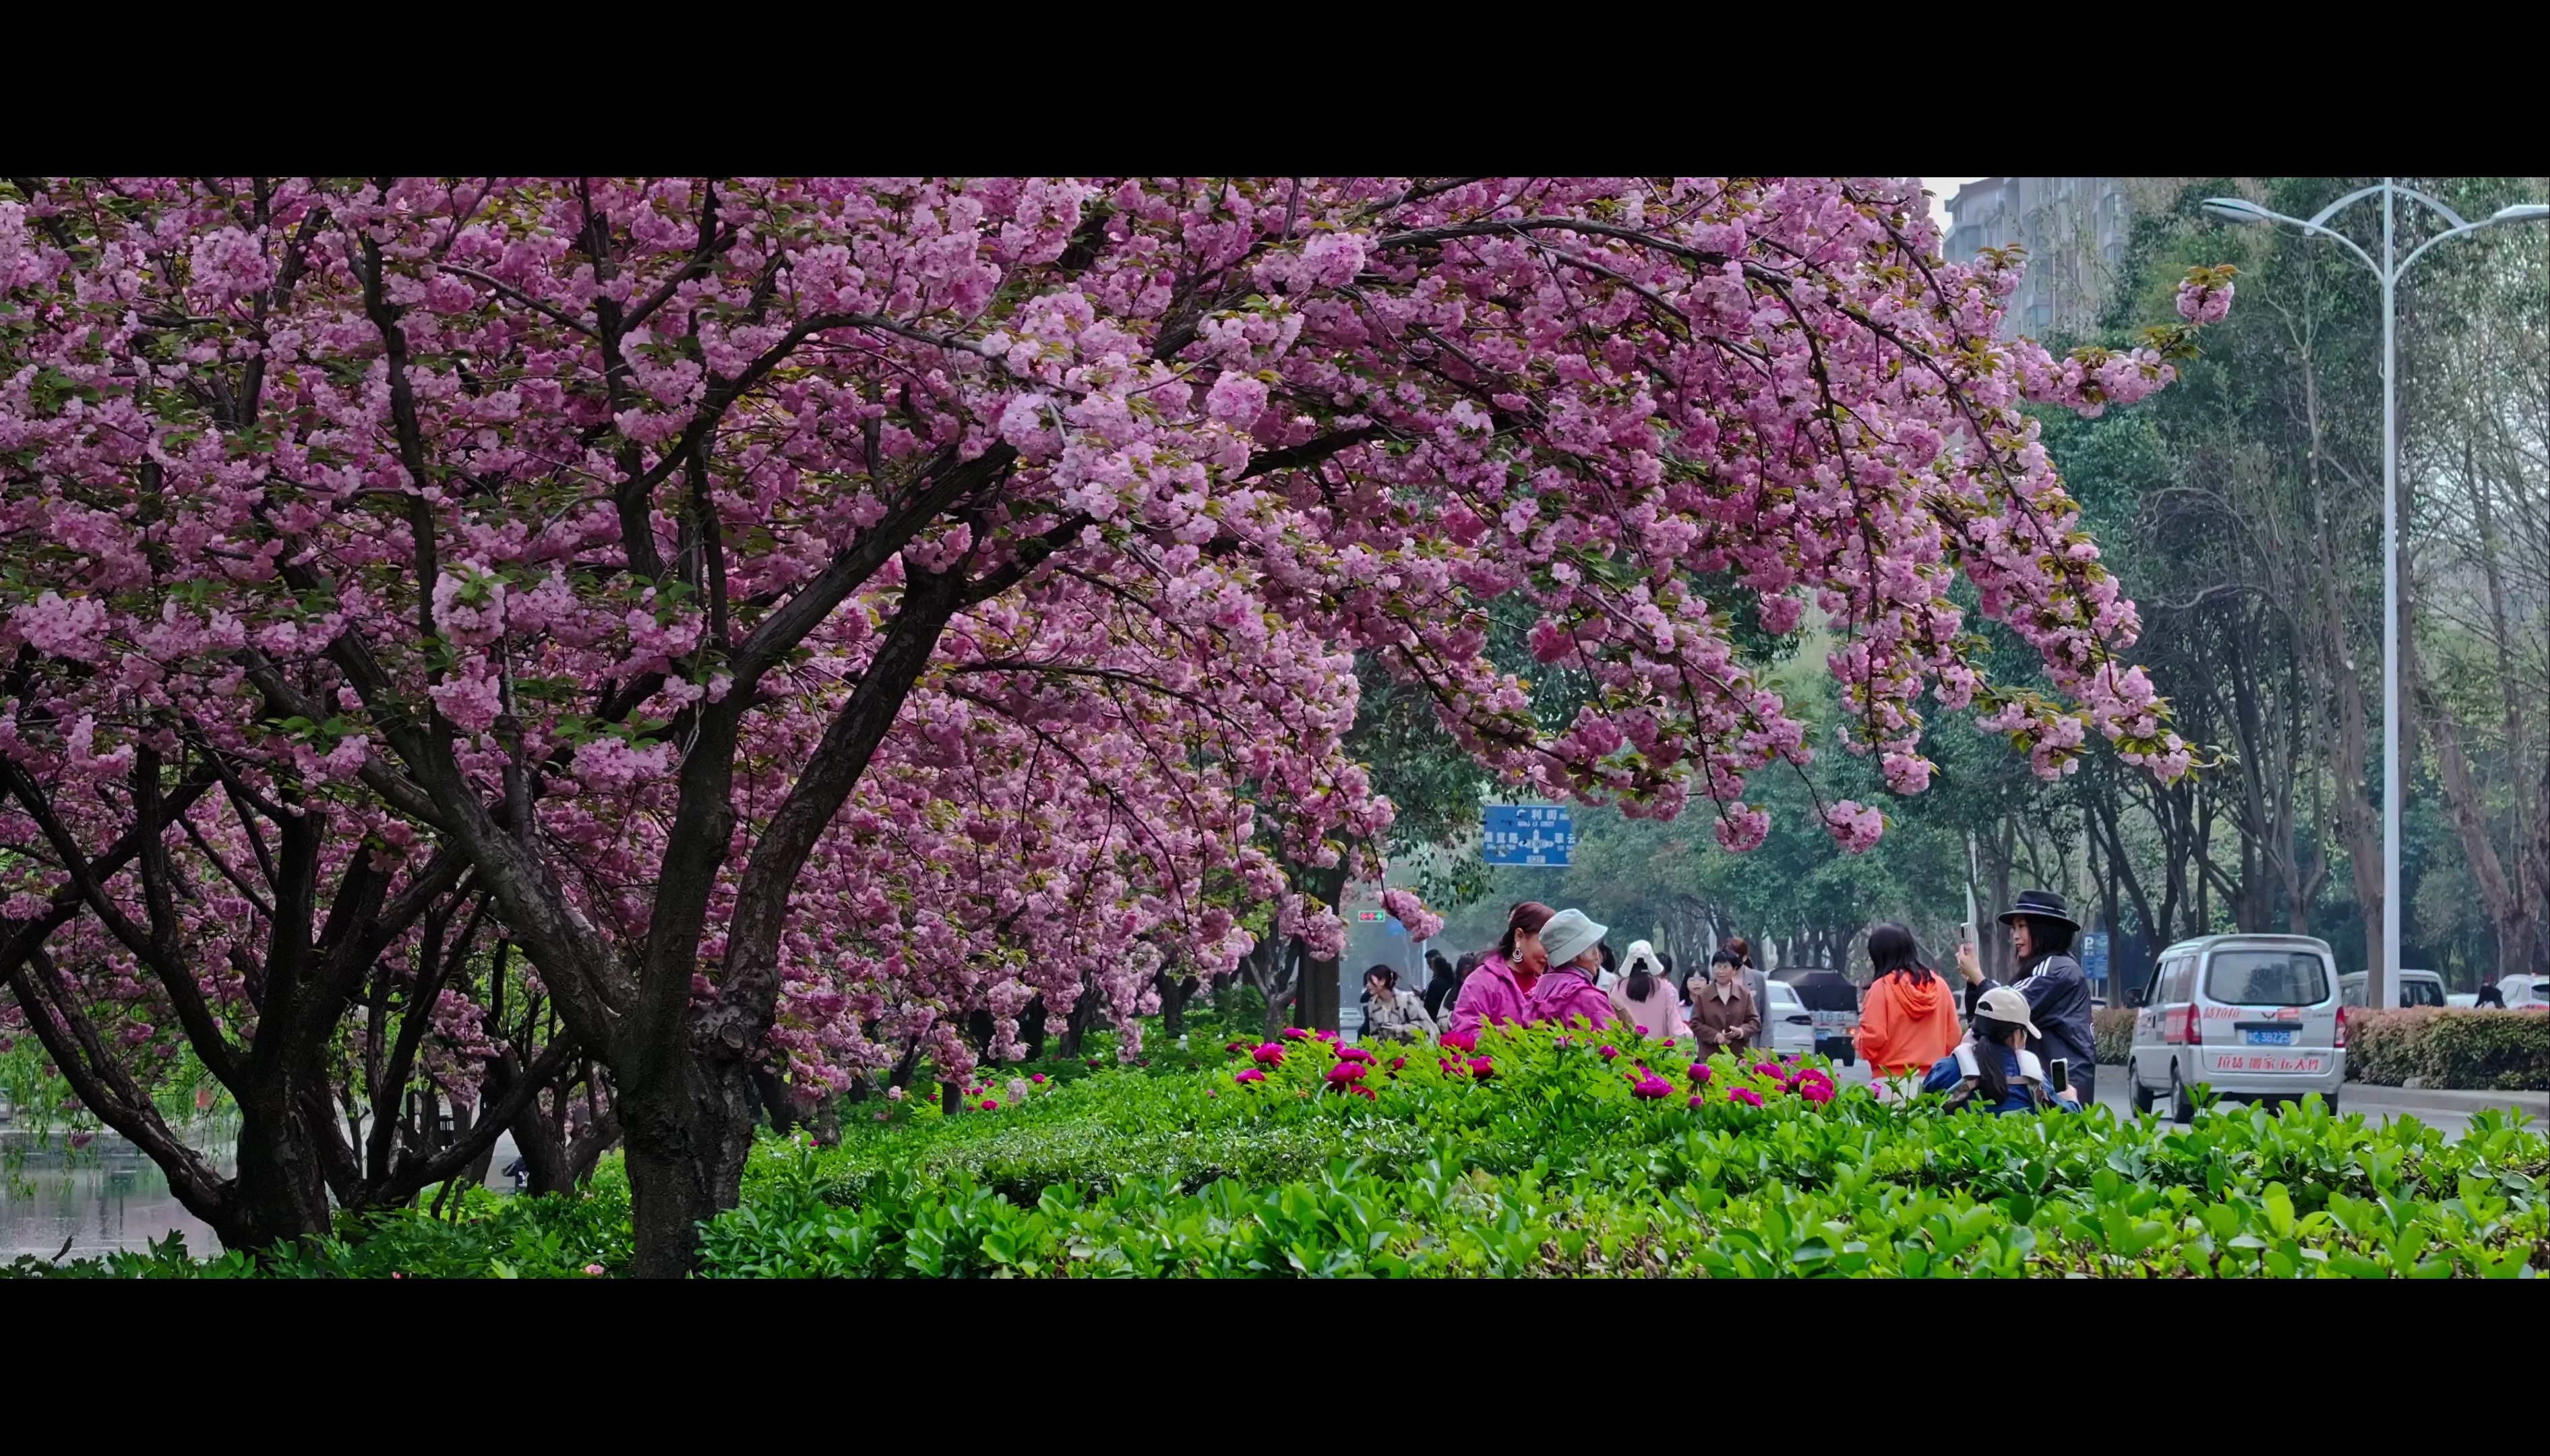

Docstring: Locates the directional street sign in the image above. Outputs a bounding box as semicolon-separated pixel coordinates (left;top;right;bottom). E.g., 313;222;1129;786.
1482;804;1575;867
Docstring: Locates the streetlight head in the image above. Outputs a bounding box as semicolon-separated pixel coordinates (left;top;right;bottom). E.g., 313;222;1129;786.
2203;198;2273;225
2489;203;2550;224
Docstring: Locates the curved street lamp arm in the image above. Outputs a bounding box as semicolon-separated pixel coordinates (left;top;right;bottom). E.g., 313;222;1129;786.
2307;183;2390;231
2389;186;2472;233
2399;210;2543;276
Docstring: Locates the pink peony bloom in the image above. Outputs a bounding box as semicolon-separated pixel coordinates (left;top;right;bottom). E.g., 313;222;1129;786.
1351;1084;1378;1101
1281;1027;1311;1041
1730;1087;1764;1108
1688;1094;1706;1109
1798;1080;1835;1104
1390;1057;1407;1071
1439;1031;1478;1053
1234;1068;1267;1084
1599;1044;1620;1060
1467;1057;1496;1081
1687;1063;1712;1084
1252;1043;1286;1066
1631;1074;1672;1099
1030;1073;1046;1085
1325;1060;1369;1085
1337;1045;1376;1064
980;1099;998;1111
584;1263;605;1277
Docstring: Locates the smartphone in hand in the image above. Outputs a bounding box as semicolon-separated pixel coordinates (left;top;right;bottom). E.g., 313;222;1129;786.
2049;1058;2071;1094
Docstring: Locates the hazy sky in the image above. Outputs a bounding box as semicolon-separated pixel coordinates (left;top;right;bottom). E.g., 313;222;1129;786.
1922;177;1985;231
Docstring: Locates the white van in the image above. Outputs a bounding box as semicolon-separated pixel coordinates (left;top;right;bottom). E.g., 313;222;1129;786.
2126;934;2345;1121
2338;969;2448;1009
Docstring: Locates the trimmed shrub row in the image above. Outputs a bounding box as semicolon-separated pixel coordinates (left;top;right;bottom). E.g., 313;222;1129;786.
2348;1008;2550;1092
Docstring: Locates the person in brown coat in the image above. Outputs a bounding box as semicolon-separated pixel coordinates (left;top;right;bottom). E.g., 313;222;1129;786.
1687;947;1760;1055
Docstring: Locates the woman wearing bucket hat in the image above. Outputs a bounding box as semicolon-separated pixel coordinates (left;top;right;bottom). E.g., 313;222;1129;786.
1920;985;2084;1114
1608;939;1684;1039
1523;908;1617;1031
1954;888;2099;1107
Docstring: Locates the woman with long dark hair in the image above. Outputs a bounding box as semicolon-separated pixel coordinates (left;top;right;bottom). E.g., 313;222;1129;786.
1361;964;1435;1043
1608;939;1684;1039
1920;986;2083;1115
1447;901;1554;1039
1955;889;2099;1106
1853;923;1961;1101
1422;950;1466;1021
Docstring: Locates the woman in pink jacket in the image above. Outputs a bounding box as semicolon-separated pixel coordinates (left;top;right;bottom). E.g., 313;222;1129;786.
1447;901;1553;1039
1524;908;1615;1031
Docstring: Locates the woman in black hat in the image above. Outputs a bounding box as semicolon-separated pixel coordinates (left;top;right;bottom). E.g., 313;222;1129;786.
1954;888;2099;1107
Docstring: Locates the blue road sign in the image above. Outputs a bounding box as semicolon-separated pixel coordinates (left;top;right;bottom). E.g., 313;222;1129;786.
2079;931;2110;990
1483;804;1575;867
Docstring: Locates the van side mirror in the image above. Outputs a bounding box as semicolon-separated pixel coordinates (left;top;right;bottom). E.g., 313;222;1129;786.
2126;990;2147;1008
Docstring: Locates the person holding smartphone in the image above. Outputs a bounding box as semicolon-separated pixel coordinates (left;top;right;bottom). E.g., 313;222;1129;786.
1955;889;2100;1109
1920;986;2082;1115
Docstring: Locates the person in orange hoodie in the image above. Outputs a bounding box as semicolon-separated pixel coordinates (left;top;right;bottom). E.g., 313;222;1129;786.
1853;923;1962;1102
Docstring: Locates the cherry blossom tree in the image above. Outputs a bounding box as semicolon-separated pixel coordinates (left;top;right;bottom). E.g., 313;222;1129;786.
0;177;2225;1273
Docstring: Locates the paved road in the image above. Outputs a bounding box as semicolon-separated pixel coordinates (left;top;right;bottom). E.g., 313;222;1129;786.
1830;1062;2546;1142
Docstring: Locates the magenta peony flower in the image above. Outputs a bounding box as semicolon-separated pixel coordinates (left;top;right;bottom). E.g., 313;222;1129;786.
1351;1084;1378;1101
1337;1045;1376;1064
1440;1031;1478;1053
1631;1074;1671;1099
980;1099;998;1111
1688;1094;1705;1109
1753;1062;1786;1081
1234;1068;1267;1084
1662;1038;1676;1049
1730;1087;1764;1108
1468;1057;1496;1081
1599;1044;1620;1060
1030;1073;1047;1085
1798;1081;1835;1104
1635;1025;1650;1037
1390;1056;1407;1071
1687;1063;1712;1084
1325;1060;1369;1085
1252;1043;1286;1066
1225;1041;1248;1054
1280;1027;1310;1041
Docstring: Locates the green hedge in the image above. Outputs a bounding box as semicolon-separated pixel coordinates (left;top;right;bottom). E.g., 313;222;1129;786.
2348;1008;2550;1092
16;1022;2548;1278
2094;1007;2137;1065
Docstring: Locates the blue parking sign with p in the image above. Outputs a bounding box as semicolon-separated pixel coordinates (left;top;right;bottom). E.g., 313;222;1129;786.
1483;804;1574;866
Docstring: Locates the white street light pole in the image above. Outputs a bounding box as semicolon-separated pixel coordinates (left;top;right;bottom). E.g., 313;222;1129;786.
2204;184;2549;1012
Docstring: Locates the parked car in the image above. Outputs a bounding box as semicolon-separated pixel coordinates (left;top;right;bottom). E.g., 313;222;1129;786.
2126;934;2344;1122
1778;968;1860;1064
2338;969;2449;1009
1760;979;1815;1058
2500;974;2550;1010
2448;993;2479;1008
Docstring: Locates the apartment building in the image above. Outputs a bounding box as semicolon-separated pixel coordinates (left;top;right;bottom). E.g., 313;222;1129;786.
1943;177;2135;338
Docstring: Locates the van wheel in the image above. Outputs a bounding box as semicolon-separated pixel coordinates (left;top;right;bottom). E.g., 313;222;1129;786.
2168;1066;2194;1124
2132;1076;2156;1115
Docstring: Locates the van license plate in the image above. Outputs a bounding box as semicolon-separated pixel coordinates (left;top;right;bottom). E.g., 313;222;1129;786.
2244;1029;2295;1046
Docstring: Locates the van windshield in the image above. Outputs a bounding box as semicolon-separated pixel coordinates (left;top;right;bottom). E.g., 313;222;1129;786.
2207;951;2330;1006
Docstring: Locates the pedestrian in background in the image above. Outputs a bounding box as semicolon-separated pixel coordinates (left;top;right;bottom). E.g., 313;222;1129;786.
1524;908;1615;1031
2475;976;2506;1008
1713;935;1770;1041
1854;923;1961;1102
1596;941;1620;994
1448;902;1553;1038
1955;889;2098;1107
1610;940;1684;1040
1424;950;1467;1021
1688;948;1759;1055
1362;965;1436;1043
